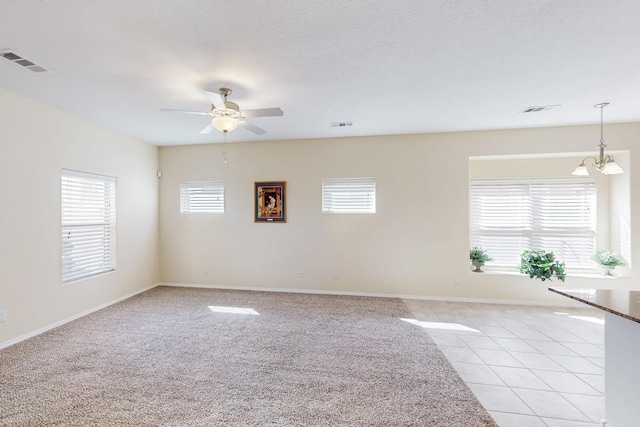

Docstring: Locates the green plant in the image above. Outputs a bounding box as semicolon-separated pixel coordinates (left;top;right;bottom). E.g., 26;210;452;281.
470;247;493;263
593;250;624;267
519;250;566;282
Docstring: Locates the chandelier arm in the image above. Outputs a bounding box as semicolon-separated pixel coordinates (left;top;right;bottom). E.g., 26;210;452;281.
580;156;599;166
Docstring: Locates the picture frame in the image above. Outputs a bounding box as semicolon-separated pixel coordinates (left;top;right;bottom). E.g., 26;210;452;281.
255;181;286;223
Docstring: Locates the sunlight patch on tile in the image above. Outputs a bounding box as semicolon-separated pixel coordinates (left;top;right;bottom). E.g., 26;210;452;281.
554;311;604;325
208;306;259;315
569;315;604;325
400;318;480;332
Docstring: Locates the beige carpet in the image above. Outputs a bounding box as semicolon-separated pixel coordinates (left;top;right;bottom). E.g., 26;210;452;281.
0;286;497;426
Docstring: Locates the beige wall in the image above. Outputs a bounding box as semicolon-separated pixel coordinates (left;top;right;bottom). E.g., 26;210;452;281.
159;124;639;304
0;87;159;346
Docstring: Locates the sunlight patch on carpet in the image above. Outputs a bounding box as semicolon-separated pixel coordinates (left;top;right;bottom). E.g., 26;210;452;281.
208;305;259;315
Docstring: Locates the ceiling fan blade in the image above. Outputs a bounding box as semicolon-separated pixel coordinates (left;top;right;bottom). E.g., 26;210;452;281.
160;108;210;116
200;122;215;134
238;120;266;135
241;107;284;118
204;90;226;110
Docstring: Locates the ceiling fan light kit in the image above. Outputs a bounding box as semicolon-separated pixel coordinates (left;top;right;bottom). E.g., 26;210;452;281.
572;102;623;176
161;87;283;136
212;115;238;133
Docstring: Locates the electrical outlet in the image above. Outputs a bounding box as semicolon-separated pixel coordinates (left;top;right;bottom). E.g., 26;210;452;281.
0;310;6;322
454;276;462;285
332;272;339;279
298;271;305;279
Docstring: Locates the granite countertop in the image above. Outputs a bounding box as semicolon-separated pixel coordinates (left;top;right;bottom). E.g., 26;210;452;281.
549;287;640;324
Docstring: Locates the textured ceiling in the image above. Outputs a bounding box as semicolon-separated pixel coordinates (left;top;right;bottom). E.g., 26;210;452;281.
1;0;639;146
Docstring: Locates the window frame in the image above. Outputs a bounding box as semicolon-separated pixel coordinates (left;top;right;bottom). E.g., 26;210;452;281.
322;177;376;214
61;169;116;284
180;181;225;214
470;177;597;272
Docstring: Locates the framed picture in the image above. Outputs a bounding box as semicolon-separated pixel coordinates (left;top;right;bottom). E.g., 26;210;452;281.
255;181;286;223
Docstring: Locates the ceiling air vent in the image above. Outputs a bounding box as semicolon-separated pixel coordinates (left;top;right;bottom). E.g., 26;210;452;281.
0;49;48;73
330;121;354;127
520;105;560;113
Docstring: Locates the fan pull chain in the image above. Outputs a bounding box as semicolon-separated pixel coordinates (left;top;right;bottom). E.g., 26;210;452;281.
222;131;228;163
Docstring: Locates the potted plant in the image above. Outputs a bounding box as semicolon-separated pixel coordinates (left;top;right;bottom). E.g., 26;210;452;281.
520;250;566;282
470;247;493;273
593;249;624;276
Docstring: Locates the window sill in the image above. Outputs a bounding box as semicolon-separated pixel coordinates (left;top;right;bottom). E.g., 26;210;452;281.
476;270;630;280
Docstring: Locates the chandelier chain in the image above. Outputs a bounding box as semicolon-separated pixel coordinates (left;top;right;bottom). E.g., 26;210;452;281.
600;104;604;144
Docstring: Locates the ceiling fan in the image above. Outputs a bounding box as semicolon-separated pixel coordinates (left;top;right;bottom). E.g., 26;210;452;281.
161;88;284;135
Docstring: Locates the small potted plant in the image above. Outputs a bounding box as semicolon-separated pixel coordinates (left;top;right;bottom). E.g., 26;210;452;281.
470;247;493;273
593;249;624;276
520;250;566;282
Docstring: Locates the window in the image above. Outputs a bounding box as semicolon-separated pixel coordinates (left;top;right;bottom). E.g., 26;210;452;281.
620;217;632;266
322;177;376;213
61;169;116;283
180;182;224;214
470;178;596;270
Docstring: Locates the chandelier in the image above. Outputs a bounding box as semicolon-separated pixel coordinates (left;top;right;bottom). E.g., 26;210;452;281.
572;103;623;176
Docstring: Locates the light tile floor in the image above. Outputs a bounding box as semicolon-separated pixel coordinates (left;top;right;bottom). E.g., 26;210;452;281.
402;299;605;427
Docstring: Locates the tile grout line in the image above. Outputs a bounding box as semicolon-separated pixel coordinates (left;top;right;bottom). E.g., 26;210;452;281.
403;299;604;427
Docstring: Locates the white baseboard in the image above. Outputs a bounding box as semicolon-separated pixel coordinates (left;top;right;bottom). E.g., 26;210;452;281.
157;282;580;307
159;282;410;298
0;283;160;350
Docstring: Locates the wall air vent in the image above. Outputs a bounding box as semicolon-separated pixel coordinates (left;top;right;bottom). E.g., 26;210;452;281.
330;121;354;127
0;49;48;73
520;104;560;113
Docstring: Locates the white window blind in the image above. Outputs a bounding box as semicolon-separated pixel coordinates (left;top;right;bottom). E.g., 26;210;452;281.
470;178;596;269
180;182;224;214
61;169;116;283
620;217;632;266
322;177;376;213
